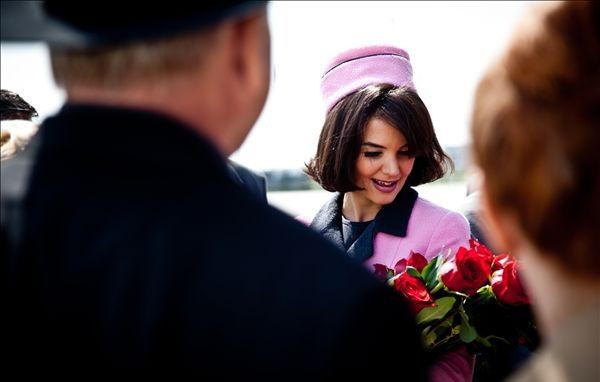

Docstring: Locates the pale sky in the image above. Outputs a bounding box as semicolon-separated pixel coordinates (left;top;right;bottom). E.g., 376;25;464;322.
1;1;536;171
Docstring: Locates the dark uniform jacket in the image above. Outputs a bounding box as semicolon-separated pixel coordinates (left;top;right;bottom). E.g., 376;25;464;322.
2;104;425;379
229;161;268;203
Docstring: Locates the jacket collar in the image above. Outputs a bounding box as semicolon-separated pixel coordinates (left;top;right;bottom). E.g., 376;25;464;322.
310;186;418;262
376;185;418;237
37;103;235;186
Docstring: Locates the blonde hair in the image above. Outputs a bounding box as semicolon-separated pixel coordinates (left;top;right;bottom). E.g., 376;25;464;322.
471;1;600;278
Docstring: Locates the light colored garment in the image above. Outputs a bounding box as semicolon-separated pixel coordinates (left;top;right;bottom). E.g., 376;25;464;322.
364;196;471;271
320;45;415;113
507;299;600;382
1;119;38;161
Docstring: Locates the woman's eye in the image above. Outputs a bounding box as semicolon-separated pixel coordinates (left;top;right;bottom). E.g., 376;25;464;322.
398;150;413;157
363;152;381;158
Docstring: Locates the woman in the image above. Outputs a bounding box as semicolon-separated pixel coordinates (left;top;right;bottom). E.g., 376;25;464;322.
305;45;473;382
306;46;470;274
471;2;599;381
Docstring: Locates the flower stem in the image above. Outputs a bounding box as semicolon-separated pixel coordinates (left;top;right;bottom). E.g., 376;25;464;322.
430;282;443;294
423;307;460;336
429;332;460;351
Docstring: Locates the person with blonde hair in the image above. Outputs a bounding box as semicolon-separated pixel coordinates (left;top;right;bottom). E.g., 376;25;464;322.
470;2;599;381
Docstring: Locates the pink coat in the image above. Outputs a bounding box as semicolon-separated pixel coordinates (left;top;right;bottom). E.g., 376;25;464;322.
307;189;474;382
368;198;475;382
365;196;470;271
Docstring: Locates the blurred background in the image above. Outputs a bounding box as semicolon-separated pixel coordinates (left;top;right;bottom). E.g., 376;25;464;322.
1;1;535;217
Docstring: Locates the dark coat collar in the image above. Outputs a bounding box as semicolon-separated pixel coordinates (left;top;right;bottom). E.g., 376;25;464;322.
36;103;235;186
310;186;418;262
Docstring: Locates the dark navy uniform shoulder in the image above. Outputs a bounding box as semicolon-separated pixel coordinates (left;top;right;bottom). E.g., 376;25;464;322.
6;105;425;379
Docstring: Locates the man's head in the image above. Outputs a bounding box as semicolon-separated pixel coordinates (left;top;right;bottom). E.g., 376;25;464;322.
5;2;271;156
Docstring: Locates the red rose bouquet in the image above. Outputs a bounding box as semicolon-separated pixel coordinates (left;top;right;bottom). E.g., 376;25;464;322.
374;240;539;378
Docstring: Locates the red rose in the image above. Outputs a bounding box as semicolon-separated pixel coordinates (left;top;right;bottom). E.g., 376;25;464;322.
394;259;407;274
393;272;435;314
470;238;491;253
373;264;393;282
491;253;513;272
394;251;428;274
470;239;495;267
491;260;530;305
408;251;428;272
440;246;493;295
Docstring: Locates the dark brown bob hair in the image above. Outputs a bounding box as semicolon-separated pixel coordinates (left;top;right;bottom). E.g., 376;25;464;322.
306;84;452;192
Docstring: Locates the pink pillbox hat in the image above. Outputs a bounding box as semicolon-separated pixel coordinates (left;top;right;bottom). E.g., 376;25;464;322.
320;45;415;113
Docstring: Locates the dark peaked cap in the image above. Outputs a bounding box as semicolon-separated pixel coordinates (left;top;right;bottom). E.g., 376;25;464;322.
1;1;265;49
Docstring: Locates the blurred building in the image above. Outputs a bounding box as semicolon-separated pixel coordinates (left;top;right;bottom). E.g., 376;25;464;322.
263;169;317;191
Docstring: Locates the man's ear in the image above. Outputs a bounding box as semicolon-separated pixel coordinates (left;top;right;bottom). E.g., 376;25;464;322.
209;9;269;155
227;9;270;111
480;183;521;254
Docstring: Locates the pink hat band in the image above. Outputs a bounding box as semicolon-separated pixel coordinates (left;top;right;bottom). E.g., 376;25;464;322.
320;45;415;113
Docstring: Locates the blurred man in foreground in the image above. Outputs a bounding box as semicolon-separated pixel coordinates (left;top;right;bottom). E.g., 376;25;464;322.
1;2;424;378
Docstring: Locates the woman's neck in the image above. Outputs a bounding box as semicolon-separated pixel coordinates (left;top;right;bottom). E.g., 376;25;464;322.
518;243;600;340
342;192;381;222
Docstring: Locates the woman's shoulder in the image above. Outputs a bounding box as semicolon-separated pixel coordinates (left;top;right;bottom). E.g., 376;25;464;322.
412;196;468;223
410;197;471;258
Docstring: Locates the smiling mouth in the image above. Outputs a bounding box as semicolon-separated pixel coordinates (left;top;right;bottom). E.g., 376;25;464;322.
372;179;398;187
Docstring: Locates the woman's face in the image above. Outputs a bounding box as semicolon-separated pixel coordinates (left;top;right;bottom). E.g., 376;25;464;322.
353;117;415;207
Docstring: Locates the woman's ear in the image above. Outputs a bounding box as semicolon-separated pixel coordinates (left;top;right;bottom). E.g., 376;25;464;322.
480;182;521;254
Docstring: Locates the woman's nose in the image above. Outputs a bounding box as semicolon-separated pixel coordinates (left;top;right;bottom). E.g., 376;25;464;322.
382;157;401;177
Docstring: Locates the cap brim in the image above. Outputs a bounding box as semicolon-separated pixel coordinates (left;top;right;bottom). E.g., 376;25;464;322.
1;1;87;47
1;1;266;49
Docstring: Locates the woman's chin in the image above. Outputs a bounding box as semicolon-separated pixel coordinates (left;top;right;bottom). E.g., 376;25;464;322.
368;190;399;206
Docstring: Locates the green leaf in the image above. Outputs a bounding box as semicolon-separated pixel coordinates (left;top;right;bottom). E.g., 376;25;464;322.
475;285;495;303
459;313;478;343
446;289;469;299
422;329;437;349
387;273;401;287
433;320;453;337
429;280;442;295
416;296;456;325
475;336;492;348
405;266;421;278
451;325;461;336
422;255;443;289
484;335;510;345
386;268;395;280
420;255;438;280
